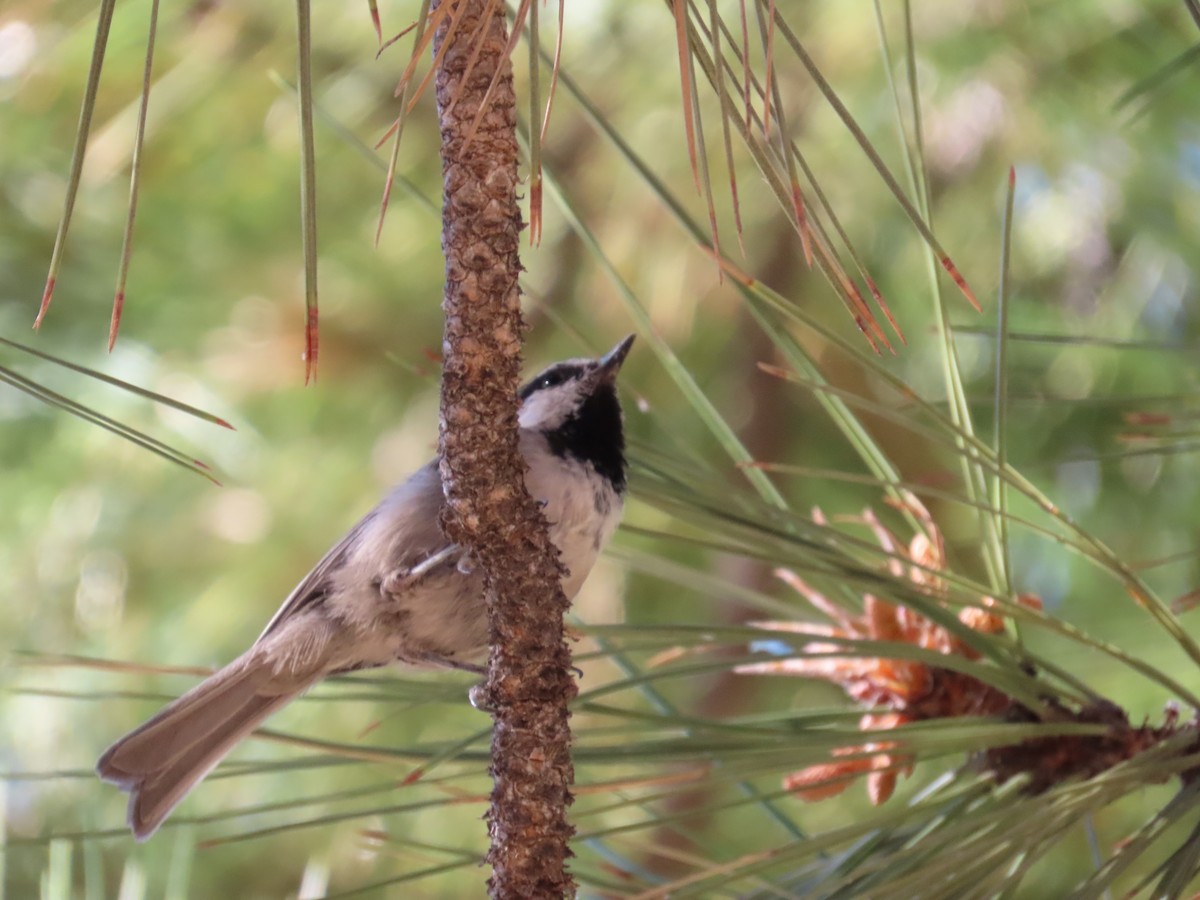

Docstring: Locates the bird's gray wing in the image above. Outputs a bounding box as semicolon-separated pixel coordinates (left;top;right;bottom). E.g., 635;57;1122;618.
254;461;453;644
254;511;379;642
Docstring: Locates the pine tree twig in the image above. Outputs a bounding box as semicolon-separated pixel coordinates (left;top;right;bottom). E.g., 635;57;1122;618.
431;0;577;896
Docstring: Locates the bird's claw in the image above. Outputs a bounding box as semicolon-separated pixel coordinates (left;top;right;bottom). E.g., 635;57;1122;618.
379;545;467;600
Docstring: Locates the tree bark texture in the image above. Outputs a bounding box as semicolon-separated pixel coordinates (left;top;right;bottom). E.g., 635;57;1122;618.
431;1;578;897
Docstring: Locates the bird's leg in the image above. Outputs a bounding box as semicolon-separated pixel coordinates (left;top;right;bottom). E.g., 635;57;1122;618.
417;652;486;675
378;544;462;599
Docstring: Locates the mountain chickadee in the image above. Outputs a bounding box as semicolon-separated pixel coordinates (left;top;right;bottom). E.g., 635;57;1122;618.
97;335;634;840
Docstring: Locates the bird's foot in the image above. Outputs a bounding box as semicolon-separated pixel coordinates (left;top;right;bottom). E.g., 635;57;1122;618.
379;545;464;599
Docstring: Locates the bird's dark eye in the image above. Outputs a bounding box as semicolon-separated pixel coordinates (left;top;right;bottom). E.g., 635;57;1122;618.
520;364;580;400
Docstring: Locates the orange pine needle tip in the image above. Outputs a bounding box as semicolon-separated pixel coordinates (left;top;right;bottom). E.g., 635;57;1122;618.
402;768;424;785
377;21;419;60
757;361;791;380
356;719;384;739
791;184;813;268
855;317;882;355
646;646;690;668
1122;411;1171;426
735;459;770;470
698;245;756;287
1126;586;1152;609
866;768;898;806
375;173;395;246
1171;589;1200;615
373;117;400;150
304;307;319;385
108;290;125;352
369;4;382;44
845;278;891;354
940;255;981;312
867;277;907;346
783;756;874;802
529;177;543;247
34;276;56;330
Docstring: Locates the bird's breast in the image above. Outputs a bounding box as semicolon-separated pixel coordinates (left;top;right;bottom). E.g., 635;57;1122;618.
529;456;623;599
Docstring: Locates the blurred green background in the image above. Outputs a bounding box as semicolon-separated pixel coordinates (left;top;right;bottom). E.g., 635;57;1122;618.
4;0;1200;896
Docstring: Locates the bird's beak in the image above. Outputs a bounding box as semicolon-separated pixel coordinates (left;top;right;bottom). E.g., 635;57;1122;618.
597;334;635;381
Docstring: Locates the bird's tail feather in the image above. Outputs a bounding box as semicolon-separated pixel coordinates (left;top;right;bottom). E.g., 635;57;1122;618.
97;657;305;840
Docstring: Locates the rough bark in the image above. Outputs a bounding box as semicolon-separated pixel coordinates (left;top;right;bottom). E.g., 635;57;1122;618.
431;1;577;897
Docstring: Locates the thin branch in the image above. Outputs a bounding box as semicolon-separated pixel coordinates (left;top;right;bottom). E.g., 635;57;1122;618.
431;0;577;895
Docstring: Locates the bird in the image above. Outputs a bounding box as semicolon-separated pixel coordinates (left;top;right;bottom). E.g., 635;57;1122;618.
97;334;634;840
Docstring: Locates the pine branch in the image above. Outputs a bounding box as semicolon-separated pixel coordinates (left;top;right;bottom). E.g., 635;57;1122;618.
431;0;577;896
